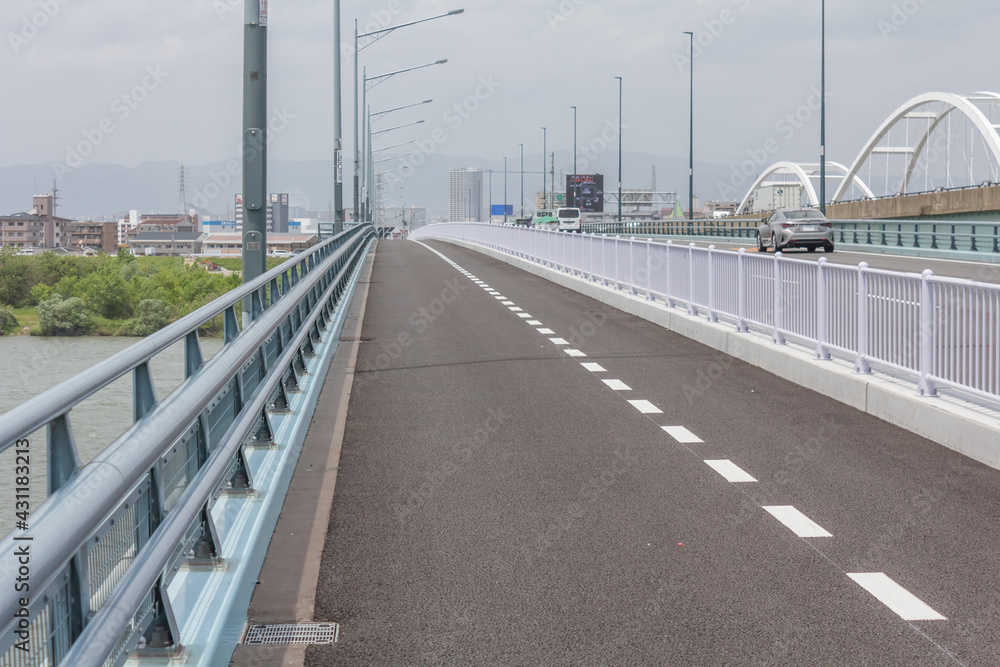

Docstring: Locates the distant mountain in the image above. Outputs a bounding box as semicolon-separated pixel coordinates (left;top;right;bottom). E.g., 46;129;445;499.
0;152;739;222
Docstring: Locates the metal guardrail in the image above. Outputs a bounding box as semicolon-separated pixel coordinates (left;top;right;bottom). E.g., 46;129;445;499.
0;224;376;667
580;218;1000;254
411;223;1000;410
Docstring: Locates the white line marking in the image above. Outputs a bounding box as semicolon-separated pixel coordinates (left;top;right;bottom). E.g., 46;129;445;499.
628;400;662;414
762;506;832;537
564;349;587;357
494;295;506;300
847;573;946;621
704;459;757;483
581;362;606;372
549;338;569;345
661;426;703;443
602;379;632;391
502;301;516;306
536;328;555;335
526;319;542;324
509;307;523;312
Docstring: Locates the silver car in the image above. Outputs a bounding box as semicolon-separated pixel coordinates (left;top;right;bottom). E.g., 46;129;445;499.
756;208;834;253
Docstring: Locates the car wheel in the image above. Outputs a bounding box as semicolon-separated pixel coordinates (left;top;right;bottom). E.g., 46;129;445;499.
771;234;781;253
807;246;816;253
824;243;834;253
757;232;766;252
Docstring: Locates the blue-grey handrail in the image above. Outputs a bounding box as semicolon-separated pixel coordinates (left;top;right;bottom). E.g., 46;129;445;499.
59;233;368;667
0;224;375;665
0;230;352;454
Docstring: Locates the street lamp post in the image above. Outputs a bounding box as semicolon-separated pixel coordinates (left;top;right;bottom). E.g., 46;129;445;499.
820;0;826;215
334;0;343;232
684;31;693;227
242;0;267;319
615;76;622;223
541;127;547;210
519;143;524;217
353;8;464;222
504;157;508;224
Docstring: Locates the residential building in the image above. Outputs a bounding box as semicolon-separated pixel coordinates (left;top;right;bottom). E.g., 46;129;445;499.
448;169;483;222
128;231;206;256
69;221;118;253
0;195;73;248
200;233;318;256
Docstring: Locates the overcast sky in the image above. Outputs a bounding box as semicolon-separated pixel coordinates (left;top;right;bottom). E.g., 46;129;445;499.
3;0;996;196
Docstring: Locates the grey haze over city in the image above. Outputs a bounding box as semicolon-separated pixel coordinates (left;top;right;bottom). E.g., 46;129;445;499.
1;0;995;220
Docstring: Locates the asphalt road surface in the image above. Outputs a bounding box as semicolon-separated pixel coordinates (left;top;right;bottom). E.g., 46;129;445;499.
306;239;1000;666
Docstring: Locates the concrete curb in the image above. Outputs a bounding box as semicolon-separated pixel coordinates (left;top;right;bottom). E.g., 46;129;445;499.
437;238;1000;471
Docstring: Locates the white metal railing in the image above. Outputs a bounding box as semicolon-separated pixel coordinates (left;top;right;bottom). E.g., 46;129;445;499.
410;223;1000;409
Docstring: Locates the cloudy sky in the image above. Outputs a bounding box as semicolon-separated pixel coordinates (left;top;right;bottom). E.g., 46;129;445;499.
2;0;996;204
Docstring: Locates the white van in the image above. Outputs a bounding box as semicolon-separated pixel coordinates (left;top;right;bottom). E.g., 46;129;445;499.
555;207;582;232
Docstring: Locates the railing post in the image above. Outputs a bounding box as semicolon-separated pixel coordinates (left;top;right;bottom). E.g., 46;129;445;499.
665;240;674;308
645;239;653;301
855;261;872;373
737;248;747;332
707;245;717;322
134;362;157;422
918;269;938;396
48;413;82;495
614;235;622;290
949;224;957;251
993;225;999;254
815;257;830;360
687;243;697;316
772;251;786;344
629;237;637;295
601;235;608;286
971;225;978;252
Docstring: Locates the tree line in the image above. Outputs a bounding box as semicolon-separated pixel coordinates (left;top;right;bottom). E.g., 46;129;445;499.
0;248;242;336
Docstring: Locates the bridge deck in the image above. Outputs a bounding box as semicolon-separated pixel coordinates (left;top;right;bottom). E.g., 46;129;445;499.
238;240;999;665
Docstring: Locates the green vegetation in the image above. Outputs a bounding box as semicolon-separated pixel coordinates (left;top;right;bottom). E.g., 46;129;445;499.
0;305;18;335
0;248;242;336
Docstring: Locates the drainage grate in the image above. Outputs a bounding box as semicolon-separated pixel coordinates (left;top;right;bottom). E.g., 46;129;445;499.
244;622;340;645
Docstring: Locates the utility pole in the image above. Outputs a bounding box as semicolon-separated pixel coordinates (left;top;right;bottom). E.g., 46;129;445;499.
333;0;343;232
542;127;547;210
242;0;267;325
519;143;524;217
550;152;555;209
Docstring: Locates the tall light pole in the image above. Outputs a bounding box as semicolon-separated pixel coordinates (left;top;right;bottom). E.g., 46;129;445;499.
571;105;577;208
242;0;267;321
353;8;464;222
820;0;826;215
333;0;343;232
615;76;622;223
541;126;547;210
504;156;508;223
519;143;524;217
684;31;694;226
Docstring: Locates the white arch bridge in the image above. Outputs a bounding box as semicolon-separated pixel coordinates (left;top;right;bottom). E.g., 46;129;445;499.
738;91;1000;215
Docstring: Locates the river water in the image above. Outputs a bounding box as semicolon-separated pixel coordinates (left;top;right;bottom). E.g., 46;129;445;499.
0;335;224;536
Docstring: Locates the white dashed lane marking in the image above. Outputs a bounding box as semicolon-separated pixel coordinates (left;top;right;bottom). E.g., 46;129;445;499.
704;459;757;483
549;338;569;345
581;363;606;372
762;506;832;538
602;379;631;391
564;349;587;357
502;301;516;306
627;400;662;414
536;328;555;335
847;573;946;621
509;307;523;312
661;426;703;443
526;319;542;325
